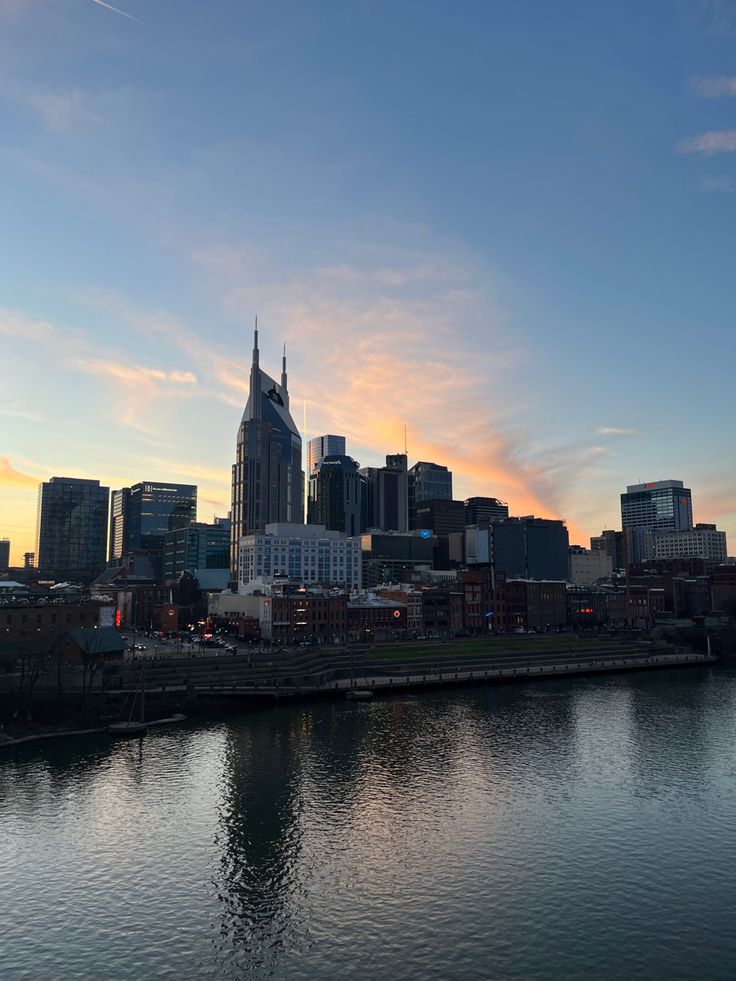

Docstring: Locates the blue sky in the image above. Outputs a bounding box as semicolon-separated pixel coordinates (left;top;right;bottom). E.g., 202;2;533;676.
1;0;735;562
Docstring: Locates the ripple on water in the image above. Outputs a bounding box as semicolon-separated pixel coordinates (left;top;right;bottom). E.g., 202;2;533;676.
2;667;736;980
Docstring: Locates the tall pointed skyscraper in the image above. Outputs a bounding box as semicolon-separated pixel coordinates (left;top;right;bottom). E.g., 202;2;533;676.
230;322;304;579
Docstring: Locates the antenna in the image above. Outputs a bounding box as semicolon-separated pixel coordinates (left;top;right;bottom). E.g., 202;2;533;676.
404;422;408;456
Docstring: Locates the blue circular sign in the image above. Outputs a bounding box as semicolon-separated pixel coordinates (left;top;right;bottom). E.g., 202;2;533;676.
419;529;431;539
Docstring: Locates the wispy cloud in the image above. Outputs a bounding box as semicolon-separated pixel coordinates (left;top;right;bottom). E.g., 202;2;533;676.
689;74;736;98
25;89;102;132
91;0;143;24
678;130;736;155
596;426;639;437
698;174;734;192
0;457;38;489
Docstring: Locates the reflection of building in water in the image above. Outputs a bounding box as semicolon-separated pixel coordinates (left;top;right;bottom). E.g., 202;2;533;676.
213;721;306;969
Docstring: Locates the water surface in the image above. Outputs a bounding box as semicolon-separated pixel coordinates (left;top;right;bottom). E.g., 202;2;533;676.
3;666;736;979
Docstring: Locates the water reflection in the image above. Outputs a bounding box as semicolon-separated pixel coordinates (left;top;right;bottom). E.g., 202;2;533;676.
3;668;736;980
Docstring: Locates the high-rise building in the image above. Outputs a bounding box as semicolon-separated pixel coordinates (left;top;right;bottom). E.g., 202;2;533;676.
23;552;35;569
360;453;408;533
408;461;452;528
490;516;569;581
464;497;509;526
307;434;346;474
231;326;304;579
108;482;196;562
0;538;10;571
308;455;362;536
36;477;109;575
621;480;693;565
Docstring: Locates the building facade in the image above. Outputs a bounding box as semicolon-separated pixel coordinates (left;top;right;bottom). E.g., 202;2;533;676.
568;547;614;585
307;455;362;536
414;499;465;536
590;529;625;570
231;326;304;579
621;480;693;564
237;523;361;591
162;522;231;581
408;461;452;528
360;453;409;532
109;482;197;562
464;496;509;526
360;530;436;588
36;477;109;576
307;434;346;474
0;538;9;572
653;524;727;562
491;516;569;581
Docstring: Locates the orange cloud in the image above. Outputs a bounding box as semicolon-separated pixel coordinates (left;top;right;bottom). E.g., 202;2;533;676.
0;457;38;488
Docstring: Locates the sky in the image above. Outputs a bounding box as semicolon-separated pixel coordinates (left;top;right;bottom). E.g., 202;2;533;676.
1;0;735;565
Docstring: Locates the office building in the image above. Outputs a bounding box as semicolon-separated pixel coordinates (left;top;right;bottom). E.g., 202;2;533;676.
237;523;361;591
0;538;9;572
36;476;109;575
308;455;362;536
162;521;231;581
23;552;35;569
108;482;196;563
408;461;452;528
653;524;727;563
307;434;346;474
414;499;466;536
590;529;625;570
360;453;408;532
360;530;435;588
621;480;693;564
231;326;304;579
491;516;569;581
464;496;509;526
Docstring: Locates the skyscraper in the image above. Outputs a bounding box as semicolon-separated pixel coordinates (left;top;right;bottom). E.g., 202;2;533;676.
307;434;346;474
36;477;109;575
620;479;693;564
360;453;408;532
0;538;10;571
231;324;304;579
408;461;452;528
308;455;362;536
108;483;196;563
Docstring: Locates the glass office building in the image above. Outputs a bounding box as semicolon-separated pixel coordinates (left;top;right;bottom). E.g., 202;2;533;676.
36;477;110;575
620;480;693;564
109;482;197;561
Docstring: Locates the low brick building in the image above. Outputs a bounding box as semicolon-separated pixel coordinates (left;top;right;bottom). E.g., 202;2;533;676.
347;596;407;642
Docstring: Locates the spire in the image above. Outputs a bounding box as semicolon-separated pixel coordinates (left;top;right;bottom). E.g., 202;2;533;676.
281;341;288;393
248;314;262;420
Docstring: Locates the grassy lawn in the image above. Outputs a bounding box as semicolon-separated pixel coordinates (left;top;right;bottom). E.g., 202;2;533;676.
370;635;620;662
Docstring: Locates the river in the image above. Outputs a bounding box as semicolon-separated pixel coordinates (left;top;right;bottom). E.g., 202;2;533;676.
3;665;736;980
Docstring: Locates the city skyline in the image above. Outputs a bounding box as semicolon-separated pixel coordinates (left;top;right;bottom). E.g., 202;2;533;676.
2;1;735;563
